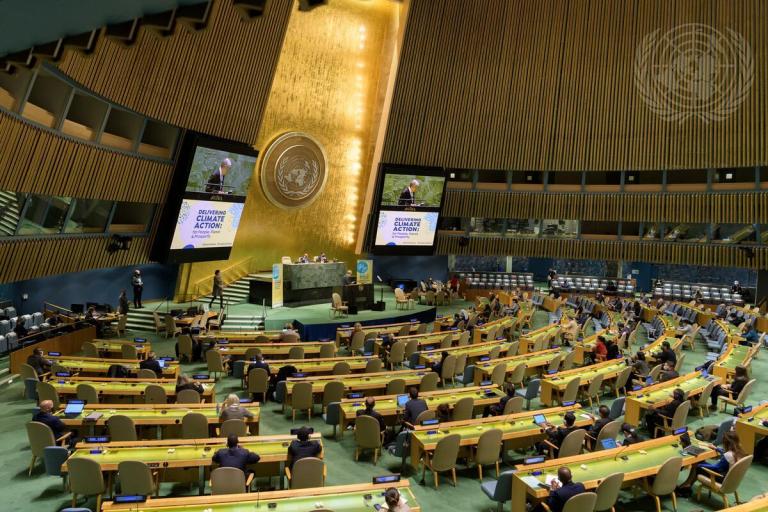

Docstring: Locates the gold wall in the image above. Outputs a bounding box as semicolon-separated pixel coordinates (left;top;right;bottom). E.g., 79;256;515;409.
177;0;401;299
382;0;768;171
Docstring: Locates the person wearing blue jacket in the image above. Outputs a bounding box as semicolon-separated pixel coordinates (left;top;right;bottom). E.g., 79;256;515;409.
676;430;745;496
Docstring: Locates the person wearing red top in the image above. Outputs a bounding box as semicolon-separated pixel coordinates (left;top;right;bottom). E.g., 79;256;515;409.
594;335;608;362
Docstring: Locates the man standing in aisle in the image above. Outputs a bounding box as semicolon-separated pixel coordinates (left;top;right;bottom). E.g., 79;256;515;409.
132;269;144;309
210;269;224;309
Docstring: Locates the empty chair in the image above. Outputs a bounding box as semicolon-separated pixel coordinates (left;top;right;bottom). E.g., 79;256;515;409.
244;347;263;361
36;381;60;408
165;315;182;338
144;384;167;404
489;346;501;359
181;412;209;439
285;457;325;489
516;378;540;409
206;350;228;379
420;371;439;392
349;331;365;355
609;397;625;421
595;472;624;512
547;354;563;374
291;382;314;421
694;454;753;508
107;415;137;442
452;396;474;421
76;384;99;404
319;343;336;358
421;433;461;488
440;334;454;349
474;428;503;480
490;364;507;387
404;339;419;359
561;351;577;370
559;377;581;405
440;355;457;387
137;368;158;379
220;419;248;437
81;342;98;358
354;415;384;463
177;334;194;362
543;492;598;512
288;346;305;360
68;457;106;510
323;402;342;439
508;363;527;388
545;429;586;458
322;381;345;414
481;470;515;512
612;367;632;398
177;388;201;404
247;368;269;403
386;378;406;396
43;445;69;489
644;456;683;512
502;396;524;414
458;331;471;346
27;421;70;476
332;361;351;375
460;364;477;386
692;380;715;417
211;466;253;494
365;358;383;373
118;460;158;496
121;344;139;359
581;373;603;408
388;341;406;370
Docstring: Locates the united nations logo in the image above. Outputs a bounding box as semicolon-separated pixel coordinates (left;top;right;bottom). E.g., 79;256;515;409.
259;132;328;209
356;261;368;274
634;24;753;123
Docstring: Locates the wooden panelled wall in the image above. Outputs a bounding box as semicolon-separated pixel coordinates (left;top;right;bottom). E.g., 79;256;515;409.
383;0;768;170
0;236;154;283
56;0;294;143
444;190;768;225
437;236;768;270
0;111;173;203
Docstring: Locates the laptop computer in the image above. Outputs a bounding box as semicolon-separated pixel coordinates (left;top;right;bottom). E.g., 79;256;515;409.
64;400;86;417
396;394;409;408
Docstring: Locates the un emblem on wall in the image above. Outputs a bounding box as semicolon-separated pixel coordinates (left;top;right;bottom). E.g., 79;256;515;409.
259;132;328;209
634;24;753;123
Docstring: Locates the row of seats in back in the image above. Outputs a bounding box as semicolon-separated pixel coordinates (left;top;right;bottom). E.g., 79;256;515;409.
0;309;52;352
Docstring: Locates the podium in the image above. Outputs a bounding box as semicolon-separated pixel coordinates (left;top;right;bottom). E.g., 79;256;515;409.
339;284;374;313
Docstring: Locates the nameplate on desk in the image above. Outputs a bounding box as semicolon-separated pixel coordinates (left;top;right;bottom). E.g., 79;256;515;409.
217;340;229;344
48;351;61;356
372;474;400;484
133;338;147;343
113;496;147;504
85;436;109;443
192;374;209;380
562;401;576;406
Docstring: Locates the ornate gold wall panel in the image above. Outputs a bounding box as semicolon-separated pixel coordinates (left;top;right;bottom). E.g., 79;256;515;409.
436;235;768;270
56;0;294;143
443;190;768;224
383;0;768;171
0;110;172;202
177;0;401;298
0;235;153;283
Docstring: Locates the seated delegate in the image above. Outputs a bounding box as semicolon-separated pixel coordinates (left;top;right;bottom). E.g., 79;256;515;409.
287;426;322;468
212;434;260;474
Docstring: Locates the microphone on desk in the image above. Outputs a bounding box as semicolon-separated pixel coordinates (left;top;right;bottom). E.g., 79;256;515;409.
376;275;383;283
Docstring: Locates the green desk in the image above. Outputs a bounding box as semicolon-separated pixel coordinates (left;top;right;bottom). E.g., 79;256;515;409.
713;343;753;381
91;339;151;359
736;402;768;455
264;356;373;375
101;482;420;511
48;377;216;403
410;404;592;470
284;369;428;400
473;349;561;385
48;355;178;378
374;330;462;355
339;385;505;430
65;433;322;492
540;359;626;406
511;435;716;512
57;402;260;437
215;341;333;359
624;371;721;425
418;340;512;366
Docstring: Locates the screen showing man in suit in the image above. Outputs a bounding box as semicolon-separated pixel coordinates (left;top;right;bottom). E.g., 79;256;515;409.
184;146;256;198
380;174;445;208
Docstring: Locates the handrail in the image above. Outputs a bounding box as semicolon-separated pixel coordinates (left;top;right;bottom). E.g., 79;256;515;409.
43;302;73;314
186;256;255;302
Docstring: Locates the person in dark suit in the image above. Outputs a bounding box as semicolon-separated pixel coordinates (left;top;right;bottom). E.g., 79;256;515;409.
538;411;579;456
483;382;515;417
356;397;386;432
212;434;260;473
711;365;749;408
655;341;677;367
536;467;586;512
131;269;143;309
343;270;356;286
402;387;428;428
205;158;232;193
621;423;642;445
658;361;679;382
287;426;322;469
397;179;419;206
139;352;163;377
586;405;611;449
32;400;74;447
26;348;51;376
175;374;204;394
247;353;271;376
118;289;129;316
645;388;684;438
210;270;224;309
